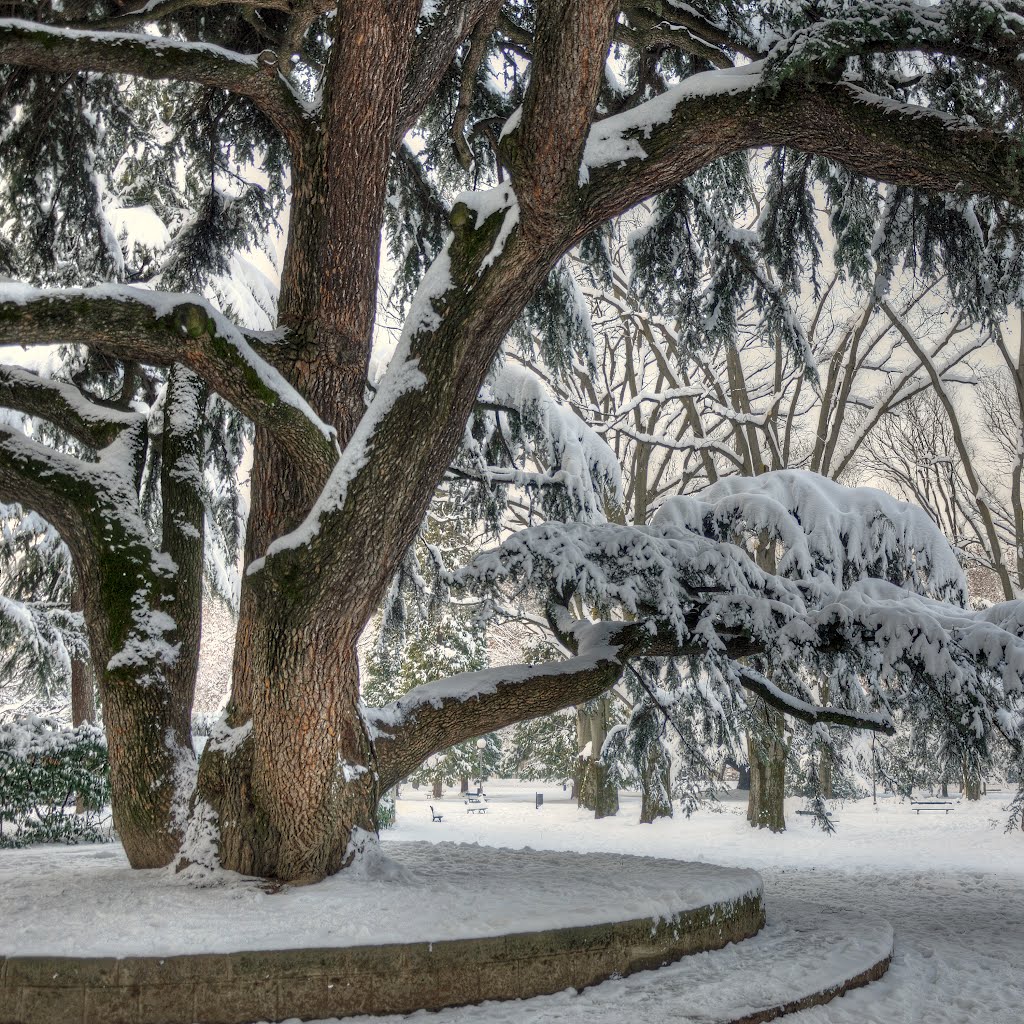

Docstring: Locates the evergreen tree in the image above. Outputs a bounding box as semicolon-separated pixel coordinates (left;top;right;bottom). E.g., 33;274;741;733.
1;0;1024;882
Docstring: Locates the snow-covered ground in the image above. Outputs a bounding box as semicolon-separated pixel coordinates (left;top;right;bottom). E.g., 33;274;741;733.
2;781;1022;1022
378;782;1024;1024
0;839;758;957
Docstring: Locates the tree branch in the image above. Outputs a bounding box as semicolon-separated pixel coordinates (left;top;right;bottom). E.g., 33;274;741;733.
371;612;895;789
580;76;1024;234
508;0;617;219
0;425;99;565
0;364;144;450
0;285;336;481
0;18;310;147
396;0;504;139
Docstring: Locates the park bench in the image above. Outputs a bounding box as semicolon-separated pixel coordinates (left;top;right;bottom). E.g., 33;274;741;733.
430;805;444;822
463;794;488;814
795;809;837;823
910;799;955;814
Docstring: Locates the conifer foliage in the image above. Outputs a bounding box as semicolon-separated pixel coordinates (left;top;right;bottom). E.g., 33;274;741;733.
2;1;1024;882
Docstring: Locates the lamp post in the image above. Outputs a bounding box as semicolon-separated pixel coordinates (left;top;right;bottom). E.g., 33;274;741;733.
476;737;487;795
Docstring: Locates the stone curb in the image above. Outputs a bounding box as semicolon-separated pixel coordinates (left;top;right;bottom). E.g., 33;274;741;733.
1;890;764;1024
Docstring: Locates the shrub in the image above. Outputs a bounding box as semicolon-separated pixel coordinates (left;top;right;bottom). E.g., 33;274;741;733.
0;716;111;847
377;788;396;830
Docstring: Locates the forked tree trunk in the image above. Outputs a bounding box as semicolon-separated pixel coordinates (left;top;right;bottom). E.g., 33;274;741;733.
747;702;787;833
199;623;379;881
196;2;421;881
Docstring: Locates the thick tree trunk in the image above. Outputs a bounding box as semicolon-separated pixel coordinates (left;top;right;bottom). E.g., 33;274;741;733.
432;778;443;800
963;772;982;801
460;776;469;793
196;1;424;883
747;703;787;832
82;365;206;869
201;623;379;881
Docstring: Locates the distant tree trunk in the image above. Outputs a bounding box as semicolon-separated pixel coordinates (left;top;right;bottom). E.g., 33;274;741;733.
747;701;787;832
70;583;96;727
432;778;443;800
639;737;672;824
71;585;97;814
576;707;588;809
460;776;469;793
577;697;618;818
963;771;982;801
941;780;949;798
819;748;833;799
817;682;833;799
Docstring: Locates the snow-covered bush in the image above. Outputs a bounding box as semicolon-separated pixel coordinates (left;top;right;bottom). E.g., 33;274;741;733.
0;716;111;847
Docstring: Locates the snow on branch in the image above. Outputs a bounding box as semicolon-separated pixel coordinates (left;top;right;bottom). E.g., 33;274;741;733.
435;471;1024;758
654;469;969;604
471;363;622;522
580;61;766;179
369;619;640;788
0;364;143;451
576;58;1024;237
0;284;336;475
762;1;1024;93
0;18;311;143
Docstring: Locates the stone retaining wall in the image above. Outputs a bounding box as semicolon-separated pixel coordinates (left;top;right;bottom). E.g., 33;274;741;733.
1;890;764;1024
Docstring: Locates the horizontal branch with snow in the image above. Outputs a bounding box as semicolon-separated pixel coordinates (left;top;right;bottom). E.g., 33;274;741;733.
0;285;336;479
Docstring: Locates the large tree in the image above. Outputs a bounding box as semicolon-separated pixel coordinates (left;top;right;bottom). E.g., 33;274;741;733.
3;0;1024;883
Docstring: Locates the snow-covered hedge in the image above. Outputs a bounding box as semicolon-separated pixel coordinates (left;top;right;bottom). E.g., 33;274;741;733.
0;716;111;847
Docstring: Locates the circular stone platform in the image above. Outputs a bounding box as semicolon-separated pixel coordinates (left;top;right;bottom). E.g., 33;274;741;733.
339;900;894;1024
0;841;763;1024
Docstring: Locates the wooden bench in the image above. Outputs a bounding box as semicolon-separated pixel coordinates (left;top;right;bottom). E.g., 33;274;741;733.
430;805;444;822
463;795;488;814
910;800;955;814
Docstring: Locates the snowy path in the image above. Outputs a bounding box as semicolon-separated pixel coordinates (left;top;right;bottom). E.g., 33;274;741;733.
758;873;1022;1023
308;901;892;1024
359;783;1024;1024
